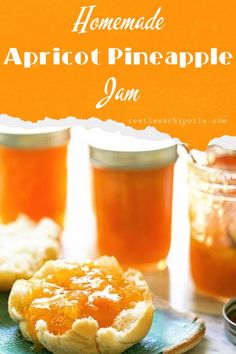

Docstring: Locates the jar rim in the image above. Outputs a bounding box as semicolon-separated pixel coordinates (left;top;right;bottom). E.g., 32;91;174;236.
188;155;236;197
223;297;236;328
89;144;178;169
88;130;178;169
188;150;236;180
0;127;70;149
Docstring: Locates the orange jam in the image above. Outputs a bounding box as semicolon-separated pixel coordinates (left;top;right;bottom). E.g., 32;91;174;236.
92;165;175;267
22;261;144;338
89;134;177;268
191;238;236;299
0;129;69;226
189;152;236;300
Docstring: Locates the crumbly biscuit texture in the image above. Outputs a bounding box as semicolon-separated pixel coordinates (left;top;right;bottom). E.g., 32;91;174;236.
0;215;60;290
9;256;154;354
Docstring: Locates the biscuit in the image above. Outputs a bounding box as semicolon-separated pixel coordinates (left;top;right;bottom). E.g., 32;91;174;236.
9;256;154;354
0;215;60;291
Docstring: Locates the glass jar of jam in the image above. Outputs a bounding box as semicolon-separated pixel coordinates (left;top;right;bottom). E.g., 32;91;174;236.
188;148;236;300
89;132;178;268
0;127;70;227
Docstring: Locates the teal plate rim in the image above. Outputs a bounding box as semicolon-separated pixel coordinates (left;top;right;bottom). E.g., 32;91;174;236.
0;293;206;354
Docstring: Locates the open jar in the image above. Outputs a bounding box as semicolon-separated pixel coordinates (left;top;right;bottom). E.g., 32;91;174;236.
0;127;70;227
188;149;236;300
89;132;178;268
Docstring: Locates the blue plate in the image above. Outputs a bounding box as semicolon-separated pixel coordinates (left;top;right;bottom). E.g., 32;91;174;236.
0;293;205;354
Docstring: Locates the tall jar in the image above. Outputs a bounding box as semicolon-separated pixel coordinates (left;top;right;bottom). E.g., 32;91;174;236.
89;134;178;268
188;151;236;300
0;127;70;227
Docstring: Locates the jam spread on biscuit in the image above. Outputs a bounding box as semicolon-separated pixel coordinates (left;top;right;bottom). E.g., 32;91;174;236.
22;261;144;337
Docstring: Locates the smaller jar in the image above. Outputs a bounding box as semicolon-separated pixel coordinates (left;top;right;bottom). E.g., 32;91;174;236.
0;127;70;227
188;150;236;300
89;132;178;268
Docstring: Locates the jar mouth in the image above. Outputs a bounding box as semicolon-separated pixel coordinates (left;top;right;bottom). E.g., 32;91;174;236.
188;156;236;197
223;297;236;328
190;161;236;176
188;149;236;184
189;148;236;171
88;129;178;169
223;297;236;346
0;128;71;149
89;145;178;170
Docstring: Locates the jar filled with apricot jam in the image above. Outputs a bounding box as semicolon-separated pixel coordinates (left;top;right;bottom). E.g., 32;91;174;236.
89;132;178;268
0;127;70;227
189;148;236;300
